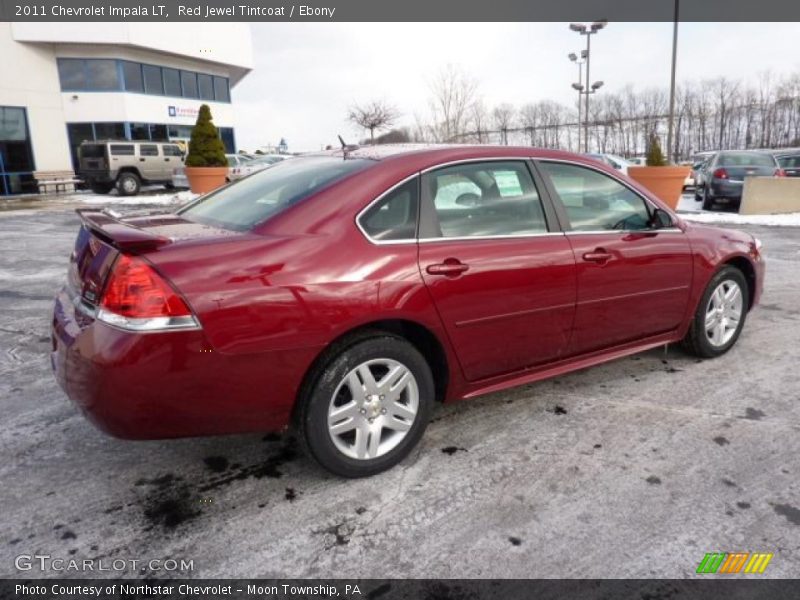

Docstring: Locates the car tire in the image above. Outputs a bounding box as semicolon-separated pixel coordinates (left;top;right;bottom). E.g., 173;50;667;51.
702;186;714;211
90;183;113;195
681;266;749;359
694;186;703;202
117;172;141;196
298;332;434;478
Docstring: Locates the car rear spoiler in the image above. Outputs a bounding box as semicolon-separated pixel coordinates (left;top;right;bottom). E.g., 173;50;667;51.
75;208;171;252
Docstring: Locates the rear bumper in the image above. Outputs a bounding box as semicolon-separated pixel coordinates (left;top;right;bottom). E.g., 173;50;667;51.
709;180;744;200
51;288;320;439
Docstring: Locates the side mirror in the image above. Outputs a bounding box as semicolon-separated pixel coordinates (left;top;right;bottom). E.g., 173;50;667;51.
651;208;673;229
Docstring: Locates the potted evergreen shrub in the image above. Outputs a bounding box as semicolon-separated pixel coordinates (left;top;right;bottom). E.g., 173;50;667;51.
627;134;690;210
184;104;229;194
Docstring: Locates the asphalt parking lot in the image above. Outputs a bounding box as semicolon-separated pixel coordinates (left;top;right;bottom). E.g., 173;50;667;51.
0;199;798;579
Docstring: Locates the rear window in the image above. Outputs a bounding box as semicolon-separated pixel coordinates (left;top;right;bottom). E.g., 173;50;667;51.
179;156;373;231
717;153;776;167
80;144;106;159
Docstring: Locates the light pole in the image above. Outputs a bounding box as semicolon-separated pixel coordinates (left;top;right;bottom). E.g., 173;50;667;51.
568;50;587;151
570;20;607;152
666;0;680;162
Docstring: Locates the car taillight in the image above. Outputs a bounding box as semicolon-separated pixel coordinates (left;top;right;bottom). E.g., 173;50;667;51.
97;255;199;331
775;168;786;177
713;168;729;179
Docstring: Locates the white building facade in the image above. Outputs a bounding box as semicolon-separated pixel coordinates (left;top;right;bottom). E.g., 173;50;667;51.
0;22;253;195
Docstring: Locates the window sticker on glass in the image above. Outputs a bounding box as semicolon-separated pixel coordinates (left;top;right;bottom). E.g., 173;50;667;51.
492;170;524;197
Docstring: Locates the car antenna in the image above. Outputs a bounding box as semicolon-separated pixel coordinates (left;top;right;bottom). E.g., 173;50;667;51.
337;135;358;158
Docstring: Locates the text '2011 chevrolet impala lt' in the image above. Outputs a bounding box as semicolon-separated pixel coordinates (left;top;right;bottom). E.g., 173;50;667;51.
51;145;764;477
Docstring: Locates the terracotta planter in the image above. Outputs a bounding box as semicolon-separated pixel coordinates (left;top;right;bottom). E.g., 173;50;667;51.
185;166;228;194
627;165;691;210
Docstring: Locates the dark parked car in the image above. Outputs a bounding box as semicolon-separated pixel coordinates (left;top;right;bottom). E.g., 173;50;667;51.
772;151;800;178
694;151;784;210
51;145;764;477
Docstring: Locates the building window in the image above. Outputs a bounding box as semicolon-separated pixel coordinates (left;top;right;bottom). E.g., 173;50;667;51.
181;70;198;99
143;64;164;95
163;68;181;97
0;107;37;196
93;122;126;140
57;59;87;90
86;60;119;91
149;124;168;141
130;123;150;140
122;61;144;93
213;76;230;102
219;127;235;153
198;74;214;101
57;58;231;102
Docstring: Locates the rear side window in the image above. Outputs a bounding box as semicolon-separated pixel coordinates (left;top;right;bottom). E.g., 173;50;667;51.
110;144;134;156
540;162;652;231
140;145;159;156
80;144;106;159
423;161;547;238
359;179;419;241
179;156;373;231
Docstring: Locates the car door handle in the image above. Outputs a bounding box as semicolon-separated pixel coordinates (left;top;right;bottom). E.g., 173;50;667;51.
139;158;145;162
582;249;612;264
426;259;469;276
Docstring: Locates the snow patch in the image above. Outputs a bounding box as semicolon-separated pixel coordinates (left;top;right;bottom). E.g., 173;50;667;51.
75;191;196;206
680;211;800;227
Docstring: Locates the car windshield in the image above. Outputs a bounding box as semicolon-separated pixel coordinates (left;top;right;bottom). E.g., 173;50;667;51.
179;156;373;231
717;153;776;167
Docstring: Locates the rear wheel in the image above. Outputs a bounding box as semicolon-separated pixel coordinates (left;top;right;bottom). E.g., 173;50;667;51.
299;334;434;477
117;172;141;196
682;266;748;358
702;186;714;211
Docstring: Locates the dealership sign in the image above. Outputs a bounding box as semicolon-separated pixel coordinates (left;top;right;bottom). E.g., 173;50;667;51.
167;106;199;119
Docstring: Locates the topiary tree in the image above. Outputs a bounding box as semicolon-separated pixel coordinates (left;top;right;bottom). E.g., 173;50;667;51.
645;134;668;167
185;104;227;167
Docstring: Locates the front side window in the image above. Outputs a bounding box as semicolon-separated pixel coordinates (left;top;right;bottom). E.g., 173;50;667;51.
179;156;373;231
163;145;183;157
540;162;652;232
424;161;547;238
359;179;419;241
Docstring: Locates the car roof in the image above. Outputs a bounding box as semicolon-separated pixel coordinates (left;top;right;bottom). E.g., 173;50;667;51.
306;143;600;165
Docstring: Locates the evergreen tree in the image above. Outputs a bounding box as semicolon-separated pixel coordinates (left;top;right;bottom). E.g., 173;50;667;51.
646;134;668;166
185;105;227;167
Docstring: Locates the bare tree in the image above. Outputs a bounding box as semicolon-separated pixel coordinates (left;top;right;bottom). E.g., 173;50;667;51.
492;103;516;145
347;100;400;142
427;64;479;142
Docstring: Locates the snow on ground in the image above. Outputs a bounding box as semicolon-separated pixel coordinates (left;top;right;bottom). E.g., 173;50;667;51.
74;189;197;206
676;192;800;227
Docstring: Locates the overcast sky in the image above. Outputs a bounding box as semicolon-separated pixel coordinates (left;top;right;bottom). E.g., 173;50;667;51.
232;22;800;152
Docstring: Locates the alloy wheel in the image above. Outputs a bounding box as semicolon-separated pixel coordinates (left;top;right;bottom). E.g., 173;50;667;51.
704;279;743;347
327;358;419;460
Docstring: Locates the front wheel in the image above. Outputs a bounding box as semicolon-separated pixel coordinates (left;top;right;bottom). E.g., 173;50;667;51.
682;266;749;358
299;334;434;478
117;172;141;196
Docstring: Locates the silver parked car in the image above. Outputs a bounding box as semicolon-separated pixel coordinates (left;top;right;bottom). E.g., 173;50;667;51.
78;140;184;196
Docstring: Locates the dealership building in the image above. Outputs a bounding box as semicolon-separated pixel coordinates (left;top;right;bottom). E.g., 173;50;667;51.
0;23;253;195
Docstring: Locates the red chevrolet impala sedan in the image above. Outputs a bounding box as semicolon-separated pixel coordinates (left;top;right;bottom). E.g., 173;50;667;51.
52;145;764;477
